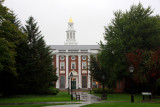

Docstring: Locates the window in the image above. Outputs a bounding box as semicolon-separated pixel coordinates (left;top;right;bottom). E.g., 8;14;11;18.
67;32;69;39
70;32;72;38
73;32;75;39
71;56;76;60
71;62;76;69
82;56;86;60
82;62;87;69
60;56;65;60
60;62;65;69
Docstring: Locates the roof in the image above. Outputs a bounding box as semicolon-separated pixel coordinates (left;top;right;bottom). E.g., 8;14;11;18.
48;45;100;50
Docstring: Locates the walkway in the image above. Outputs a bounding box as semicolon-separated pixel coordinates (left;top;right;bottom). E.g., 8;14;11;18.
44;92;105;107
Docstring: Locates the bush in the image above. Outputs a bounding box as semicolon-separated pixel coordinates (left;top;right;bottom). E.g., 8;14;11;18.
37;87;59;95
47;87;59;95
93;88;113;94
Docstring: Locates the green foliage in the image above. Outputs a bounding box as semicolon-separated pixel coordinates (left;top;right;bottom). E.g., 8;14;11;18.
93;88;113;94
0;2;25;96
47;87;59;95
0;2;57;95
15;16;57;94
100;3;160;92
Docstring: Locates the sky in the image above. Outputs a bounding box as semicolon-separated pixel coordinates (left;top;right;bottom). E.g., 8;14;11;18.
3;0;160;45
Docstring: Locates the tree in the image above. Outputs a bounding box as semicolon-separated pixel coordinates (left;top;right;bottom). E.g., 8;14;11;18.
17;16;57;94
0;1;25;95
100;3;160;92
89;54;116;89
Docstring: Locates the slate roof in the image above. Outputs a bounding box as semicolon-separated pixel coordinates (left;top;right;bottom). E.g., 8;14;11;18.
48;45;100;50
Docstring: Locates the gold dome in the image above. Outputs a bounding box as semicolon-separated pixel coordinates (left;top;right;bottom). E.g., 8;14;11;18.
69;18;73;22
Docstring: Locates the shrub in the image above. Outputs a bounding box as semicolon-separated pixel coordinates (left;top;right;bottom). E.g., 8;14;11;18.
47;87;59;95
93;88;113;94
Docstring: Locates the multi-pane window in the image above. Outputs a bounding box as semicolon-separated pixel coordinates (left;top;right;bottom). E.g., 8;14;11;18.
71;62;76;69
82;62;87;69
60;62;65;69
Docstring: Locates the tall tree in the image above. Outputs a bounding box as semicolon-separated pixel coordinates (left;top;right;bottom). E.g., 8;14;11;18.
0;0;25;95
100;3;160;92
18;16;57;94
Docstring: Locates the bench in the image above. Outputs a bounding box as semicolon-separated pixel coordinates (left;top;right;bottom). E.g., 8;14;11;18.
75;93;80;100
142;92;152;101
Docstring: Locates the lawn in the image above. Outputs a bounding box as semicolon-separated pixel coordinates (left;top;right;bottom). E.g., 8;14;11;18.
0;92;74;103
91;92;160;102
0;103;80;107
81;102;160;107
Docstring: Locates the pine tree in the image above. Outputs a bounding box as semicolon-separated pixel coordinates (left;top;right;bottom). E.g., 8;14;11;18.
0;1;25;96
19;16;57;94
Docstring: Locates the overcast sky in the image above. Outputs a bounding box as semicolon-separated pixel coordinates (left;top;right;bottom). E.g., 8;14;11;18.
4;0;160;45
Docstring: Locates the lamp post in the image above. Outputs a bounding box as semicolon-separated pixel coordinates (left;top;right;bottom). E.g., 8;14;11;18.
129;65;134;103
102;75;106;100
68;77;70;95
70;72;73;100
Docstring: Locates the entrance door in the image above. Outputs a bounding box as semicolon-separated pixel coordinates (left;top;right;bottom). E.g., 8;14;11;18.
72;81;76;89
82;76;87;88
60;76;65;89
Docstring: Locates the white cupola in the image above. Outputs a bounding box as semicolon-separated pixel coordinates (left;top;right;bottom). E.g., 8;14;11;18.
64;18;77;45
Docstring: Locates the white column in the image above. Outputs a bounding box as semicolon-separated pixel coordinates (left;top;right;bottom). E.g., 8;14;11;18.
78;55;81;88
56;54;59;88
88;55;91;88
66;55;68;88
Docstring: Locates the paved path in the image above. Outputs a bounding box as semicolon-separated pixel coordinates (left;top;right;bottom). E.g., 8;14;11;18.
44;92;105;107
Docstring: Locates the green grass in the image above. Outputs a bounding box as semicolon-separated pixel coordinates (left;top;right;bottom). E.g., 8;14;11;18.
0;103;80;107
81;102;160;107
91;92;160;102
0;92;75;103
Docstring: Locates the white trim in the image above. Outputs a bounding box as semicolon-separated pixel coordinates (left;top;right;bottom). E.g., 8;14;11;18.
71;56;76;60
78;55;81;88
88;55;90;88
66;55;68;88
60;56;65;60
56;55;59;88
82;55;86;60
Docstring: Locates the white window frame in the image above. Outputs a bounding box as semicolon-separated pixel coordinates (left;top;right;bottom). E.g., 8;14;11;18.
82;56;86;60
60;56;65;60
71;56;76;60
71;62;76;69
82;62;87;69
60;62;65;69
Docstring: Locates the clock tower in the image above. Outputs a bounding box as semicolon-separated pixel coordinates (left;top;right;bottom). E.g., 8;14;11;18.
65;18;77;45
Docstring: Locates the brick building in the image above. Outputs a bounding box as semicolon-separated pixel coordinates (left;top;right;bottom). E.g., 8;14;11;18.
49;18;125;92
49;18;100;89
